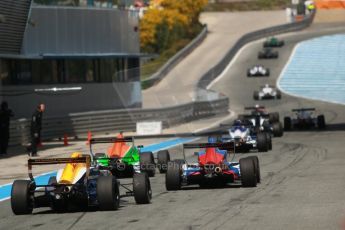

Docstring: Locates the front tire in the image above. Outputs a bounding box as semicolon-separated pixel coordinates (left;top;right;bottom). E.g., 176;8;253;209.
166;161;182;191
317;115;326;129
284;117;291;131
157;150;170;174
140;152;156;177
257;133;268;152
133;173;152;204
11;180;34;215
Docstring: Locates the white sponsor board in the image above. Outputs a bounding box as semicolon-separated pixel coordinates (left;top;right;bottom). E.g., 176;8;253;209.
136;121;162;135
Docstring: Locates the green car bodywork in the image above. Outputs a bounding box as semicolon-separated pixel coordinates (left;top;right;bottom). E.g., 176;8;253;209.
264;37;284;47
96;146;140;166
268;37;278;44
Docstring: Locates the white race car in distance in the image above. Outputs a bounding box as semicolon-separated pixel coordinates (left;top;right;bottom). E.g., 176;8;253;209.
247;65;270;77
253;84;281;100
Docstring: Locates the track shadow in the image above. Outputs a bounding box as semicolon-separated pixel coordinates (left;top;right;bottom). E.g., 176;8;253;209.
181;183;242;191
284;123;345;133
32;201;131;215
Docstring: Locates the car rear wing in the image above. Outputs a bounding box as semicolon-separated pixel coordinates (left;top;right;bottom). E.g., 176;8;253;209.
90;137;134;144
129;131;229;139
28;156;91;181
292;108;315;112
183;142;234;150
244;106;265;110
219;123;253;129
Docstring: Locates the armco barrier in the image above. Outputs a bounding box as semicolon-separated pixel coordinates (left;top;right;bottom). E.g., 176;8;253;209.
9;96;229;145
198;11;316;89
142;25;208;88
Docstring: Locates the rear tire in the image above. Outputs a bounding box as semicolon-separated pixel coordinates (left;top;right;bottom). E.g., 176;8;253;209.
253;91;259;100
265;133;272;150
269;112;280;123
173;159;186;165
272;122;283;137
266;69;270;76
276;91;282;99
140;152;156;177
166;161;182;191
240;158;257;187
11;180;34;215
284;117;291;131
157;150;170;174
246;156;261;183
256;133;268;152
97;176;120;211
317;115;326;129
95;153;107;158
133;173;152;204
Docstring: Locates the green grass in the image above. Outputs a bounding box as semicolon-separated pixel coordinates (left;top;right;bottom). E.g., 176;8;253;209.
205;0;291;12
140;23;203;83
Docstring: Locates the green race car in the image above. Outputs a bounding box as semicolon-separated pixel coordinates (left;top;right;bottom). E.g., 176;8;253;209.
263;37;285;48
90;137;171;178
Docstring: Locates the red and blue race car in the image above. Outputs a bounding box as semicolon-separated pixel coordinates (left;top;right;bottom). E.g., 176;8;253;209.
165;137;260;190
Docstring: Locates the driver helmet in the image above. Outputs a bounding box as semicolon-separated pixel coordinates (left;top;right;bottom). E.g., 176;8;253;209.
233;119;242;126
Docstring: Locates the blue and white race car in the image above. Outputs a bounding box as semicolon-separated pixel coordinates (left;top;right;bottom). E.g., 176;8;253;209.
221;120;270;153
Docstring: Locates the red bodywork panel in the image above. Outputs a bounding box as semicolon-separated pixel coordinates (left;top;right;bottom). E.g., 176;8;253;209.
198;148;225;166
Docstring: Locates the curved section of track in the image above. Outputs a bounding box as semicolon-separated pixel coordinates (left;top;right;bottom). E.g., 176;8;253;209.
278;34;345;105
1;24;345;230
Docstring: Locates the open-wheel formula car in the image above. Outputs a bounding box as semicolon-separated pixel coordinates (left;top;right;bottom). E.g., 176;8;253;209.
165;138;260;190
243;106;283;137
247;65;270;77
284;108;326;131
90;134;171;177
263;37;285;48
221;120;270;152
11;151;152;215
258;48;279;59
253;84;281;100
241;105;280;123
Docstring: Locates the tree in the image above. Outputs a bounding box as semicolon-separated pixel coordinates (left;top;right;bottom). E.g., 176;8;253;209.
140;0;208;52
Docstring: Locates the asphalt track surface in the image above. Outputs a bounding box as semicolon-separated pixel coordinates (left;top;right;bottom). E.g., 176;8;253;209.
2;26;345;229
